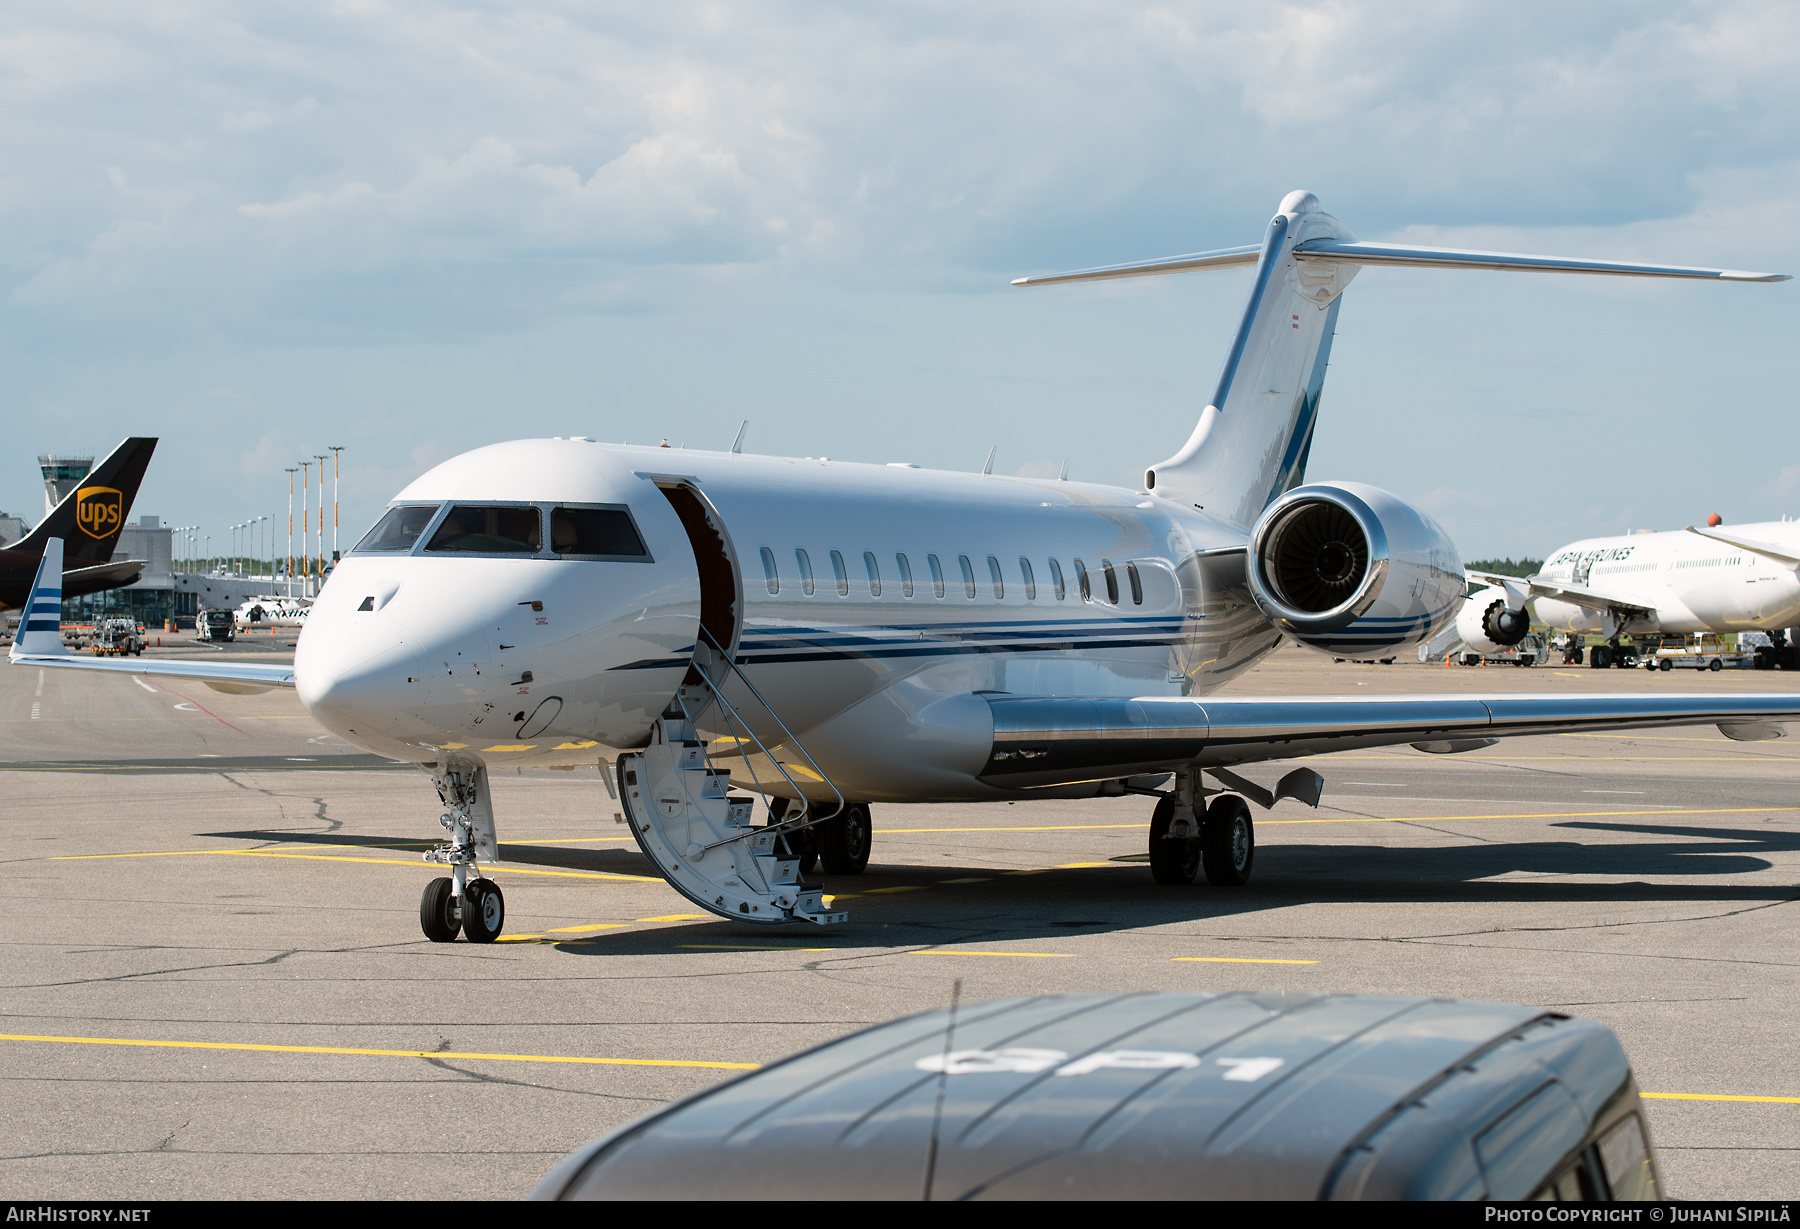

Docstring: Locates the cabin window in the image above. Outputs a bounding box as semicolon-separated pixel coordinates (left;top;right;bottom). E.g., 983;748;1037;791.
550;506;649;559
896;552;914;598
759;547;779;594
1074;558;1091;602
1019;557;1036;601
987;555;1004;599
1101;559;1120;604
928;554;946;598
425;505;541;554
1049;558;1065;601
356;505;438;553
864;550;882;597
830;549;850;596
796;548;815;596
1126;560;1143;605
958;555;977;599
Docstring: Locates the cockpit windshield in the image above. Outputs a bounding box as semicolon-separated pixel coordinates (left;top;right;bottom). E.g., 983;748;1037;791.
354;505;439;553
550;507;648;558
425;505;542;554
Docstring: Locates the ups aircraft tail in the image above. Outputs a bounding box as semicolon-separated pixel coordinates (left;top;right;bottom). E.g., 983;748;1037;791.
18;436;158;564
1014;190;1788;529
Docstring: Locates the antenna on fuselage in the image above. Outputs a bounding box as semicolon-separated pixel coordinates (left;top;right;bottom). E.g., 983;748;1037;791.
1059;460;1068;481
981;445;996;476
730;421;748;454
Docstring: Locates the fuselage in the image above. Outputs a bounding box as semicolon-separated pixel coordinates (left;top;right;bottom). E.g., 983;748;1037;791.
294;438;1455;802
1533;522;1800;636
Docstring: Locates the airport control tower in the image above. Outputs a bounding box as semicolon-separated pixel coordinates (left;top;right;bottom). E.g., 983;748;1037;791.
38;453;93;516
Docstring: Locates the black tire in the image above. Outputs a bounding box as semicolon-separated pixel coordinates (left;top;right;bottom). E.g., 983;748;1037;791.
817;803;872;875
1380;657;1396;665
779;818;819;874
419;877;460;942
1709;658;1724;672
1147;797;1200;885
462;879;505;943
1660;658;1672;672
1592;646;1611;669
1202;795;1255;887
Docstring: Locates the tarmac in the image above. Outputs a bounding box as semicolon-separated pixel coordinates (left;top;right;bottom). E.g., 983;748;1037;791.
3;637;1799;1200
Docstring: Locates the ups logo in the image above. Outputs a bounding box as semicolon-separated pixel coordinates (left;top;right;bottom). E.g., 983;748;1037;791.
75;486;123;540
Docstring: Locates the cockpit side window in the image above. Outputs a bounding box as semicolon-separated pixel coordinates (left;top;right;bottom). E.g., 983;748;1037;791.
550;506;650;560
425;505;542;554
355;505;439;553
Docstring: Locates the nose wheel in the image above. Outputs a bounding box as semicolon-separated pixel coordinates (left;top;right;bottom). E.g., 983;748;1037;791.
463;879;505;943
420;877;460;942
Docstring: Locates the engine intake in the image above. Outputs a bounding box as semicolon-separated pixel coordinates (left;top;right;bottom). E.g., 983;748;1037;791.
1249;487;1388;633
1246;482;1463;658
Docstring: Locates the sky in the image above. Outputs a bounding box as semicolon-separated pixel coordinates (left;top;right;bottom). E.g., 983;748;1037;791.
4;1;1799;560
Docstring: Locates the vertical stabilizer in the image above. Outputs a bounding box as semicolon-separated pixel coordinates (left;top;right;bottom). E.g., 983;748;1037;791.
1144;191;1357;527
12;538;71;659
17;437;158;564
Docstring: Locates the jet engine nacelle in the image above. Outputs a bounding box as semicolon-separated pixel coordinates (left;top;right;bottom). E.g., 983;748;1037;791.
1245;481;1464;659
1455;586;1532;655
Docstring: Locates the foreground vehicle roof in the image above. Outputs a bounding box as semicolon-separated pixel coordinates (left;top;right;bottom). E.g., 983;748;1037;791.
533;991;1651;1201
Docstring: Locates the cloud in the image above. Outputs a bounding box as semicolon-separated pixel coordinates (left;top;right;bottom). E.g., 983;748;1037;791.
7;1;1800;340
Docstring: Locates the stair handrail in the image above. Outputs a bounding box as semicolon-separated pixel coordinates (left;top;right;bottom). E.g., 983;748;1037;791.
681;627;845;850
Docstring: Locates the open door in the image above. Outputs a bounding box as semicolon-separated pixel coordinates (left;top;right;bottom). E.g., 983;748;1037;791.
656;483;740;677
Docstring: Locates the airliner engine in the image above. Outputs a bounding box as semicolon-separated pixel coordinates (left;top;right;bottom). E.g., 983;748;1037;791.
1245;482;1463;659
1455;586;1532;655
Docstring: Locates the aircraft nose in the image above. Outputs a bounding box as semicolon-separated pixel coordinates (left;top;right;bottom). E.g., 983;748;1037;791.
296;636;425;749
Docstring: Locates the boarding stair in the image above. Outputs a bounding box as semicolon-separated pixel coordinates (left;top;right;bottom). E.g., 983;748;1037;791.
614;634;848;927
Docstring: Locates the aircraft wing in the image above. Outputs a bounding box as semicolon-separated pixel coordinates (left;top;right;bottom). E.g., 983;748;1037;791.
1512;574;1651;615
1684;525;1800;567
979;692;1800;788
7;538;295;693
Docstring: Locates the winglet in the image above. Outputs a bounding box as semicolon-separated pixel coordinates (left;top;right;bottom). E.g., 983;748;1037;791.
11;538;71;661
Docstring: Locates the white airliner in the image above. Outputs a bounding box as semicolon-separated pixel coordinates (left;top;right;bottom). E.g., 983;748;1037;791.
1458;520;1800;668
13;190;1800;943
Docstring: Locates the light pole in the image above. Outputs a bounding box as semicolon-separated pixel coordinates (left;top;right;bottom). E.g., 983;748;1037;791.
284;468;297;598
298;460;313;596
329;445;345;567
314;453;328;583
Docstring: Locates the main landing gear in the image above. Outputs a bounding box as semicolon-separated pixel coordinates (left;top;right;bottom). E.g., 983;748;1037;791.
1149;778;1257;887
418;758;507;943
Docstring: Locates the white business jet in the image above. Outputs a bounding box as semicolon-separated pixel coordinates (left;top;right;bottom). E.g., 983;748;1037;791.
1459;519;1800;669
13;190;1800;944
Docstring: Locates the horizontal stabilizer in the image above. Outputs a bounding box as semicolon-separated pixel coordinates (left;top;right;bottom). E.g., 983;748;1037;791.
1014;240;1788;288
1010;245;1261;287
1290;240;1789;282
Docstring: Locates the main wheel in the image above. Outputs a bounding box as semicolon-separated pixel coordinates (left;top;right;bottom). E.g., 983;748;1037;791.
462;878;505;943
419;877;460;942
1202;795;1255;887
1147;797;1200;885
779;816;819;874
817;803;872;875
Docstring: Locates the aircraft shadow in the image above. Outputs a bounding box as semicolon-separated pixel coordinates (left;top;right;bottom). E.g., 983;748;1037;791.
202;821;1800;954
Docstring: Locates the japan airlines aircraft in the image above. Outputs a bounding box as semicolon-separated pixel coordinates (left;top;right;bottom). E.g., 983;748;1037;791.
13;190;1800;944
1459;520;1800;668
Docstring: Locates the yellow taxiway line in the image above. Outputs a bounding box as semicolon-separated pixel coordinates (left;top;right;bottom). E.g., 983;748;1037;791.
49;848;659;882
910;949;1073;959
0;1032;757;1070
0;1033;1790;1102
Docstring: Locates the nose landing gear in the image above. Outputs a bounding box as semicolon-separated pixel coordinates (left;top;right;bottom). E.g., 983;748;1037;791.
418;758;506;942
